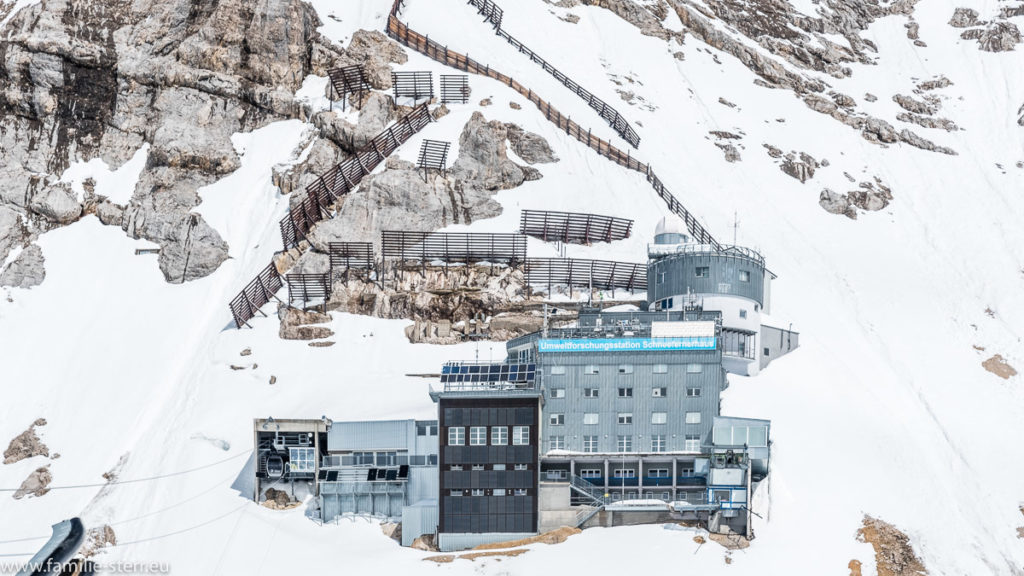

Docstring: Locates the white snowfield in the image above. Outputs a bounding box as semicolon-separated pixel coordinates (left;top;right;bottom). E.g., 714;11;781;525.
2;0;1023;574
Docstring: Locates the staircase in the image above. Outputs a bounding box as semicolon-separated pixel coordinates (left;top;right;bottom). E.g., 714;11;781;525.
569;474;608;527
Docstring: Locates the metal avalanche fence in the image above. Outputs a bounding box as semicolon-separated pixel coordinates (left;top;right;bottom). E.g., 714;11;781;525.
466;0;641;148
387;0;722;251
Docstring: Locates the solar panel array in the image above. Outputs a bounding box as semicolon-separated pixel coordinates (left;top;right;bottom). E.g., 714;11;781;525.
440;363;537;384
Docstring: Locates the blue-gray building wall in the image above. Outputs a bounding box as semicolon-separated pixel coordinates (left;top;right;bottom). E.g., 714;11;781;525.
760;325;800;369
648;251;766;306
538;348;726;454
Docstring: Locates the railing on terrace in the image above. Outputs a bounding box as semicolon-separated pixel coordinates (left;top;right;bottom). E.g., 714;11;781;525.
648;242;765;267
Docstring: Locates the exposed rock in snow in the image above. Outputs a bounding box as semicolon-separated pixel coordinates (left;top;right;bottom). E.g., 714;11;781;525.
452;112;536;190
3;418;49;464
278;306;334;341
893;94;937;116
982;354;1017;380
505;123;559;164
155;214;230;284
974;22;1022;53
80;525;117;557
916;76;953;92
0;244;45;288
856;515;929;576
344;30;409;90
949;8;979;28
780;152;818;183
0;0;341;282
12;466;52;499
0;206;27;264
715;143;741;163
28;183;82;225
896;113;959;132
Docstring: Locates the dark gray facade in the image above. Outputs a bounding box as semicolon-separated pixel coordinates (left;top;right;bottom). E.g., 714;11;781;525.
648;247;766;307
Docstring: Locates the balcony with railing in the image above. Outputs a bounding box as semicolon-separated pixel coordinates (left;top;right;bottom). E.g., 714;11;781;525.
647;242;765;267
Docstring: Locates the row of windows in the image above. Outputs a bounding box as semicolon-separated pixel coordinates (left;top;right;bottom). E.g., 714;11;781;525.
654;267;751;282
567;364;703;375
449;464;529;471
450;489;529;496
448;426;530;446
572;467;694;478
549;434;701;452
551;411;702;426
552;386;701;398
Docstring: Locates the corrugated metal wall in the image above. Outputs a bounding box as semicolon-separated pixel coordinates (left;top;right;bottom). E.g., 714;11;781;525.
328;420;416;451
648;252;765;306
401;503;438;547
539;349;726;453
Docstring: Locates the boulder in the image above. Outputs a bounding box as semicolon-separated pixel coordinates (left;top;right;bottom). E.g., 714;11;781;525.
95;201;126;227
13;466;52;500
505;124;558;164
0;244;46;289
819;189;856;219
29;183;82;224
948;7;979;28
451;112;532;190
156;214;230;284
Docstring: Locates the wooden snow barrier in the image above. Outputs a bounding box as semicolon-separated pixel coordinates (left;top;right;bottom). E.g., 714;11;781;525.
328;242;375;278
286;273;332;308
417;139;451;181
229;263;284;328
327;64;371;110
386;0;723;251
525;257;647;293
381;230;527;267
519;209;633;244
280;102;433;250
440;74;470;104
392;70;434;102
466;0;641;149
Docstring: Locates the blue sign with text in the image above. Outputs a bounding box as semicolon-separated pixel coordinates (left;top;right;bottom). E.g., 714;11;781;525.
537;337;717;353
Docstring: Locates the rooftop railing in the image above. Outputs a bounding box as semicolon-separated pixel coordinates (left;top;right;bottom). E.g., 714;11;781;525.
647;243;765;267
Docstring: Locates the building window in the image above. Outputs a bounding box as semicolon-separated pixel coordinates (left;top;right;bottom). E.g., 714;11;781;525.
546;470;568;481
583;413;599;425
550;413;565;426
618;387;633;398
471;489;484;496
416;423;438;436
617;413;633;424
491;426;508;445
450;465;463;471
653;387;667;397
613;468;635;478
514;464;528;471
288;447;315;473
653;364;668;374
687;387;701;397
581;469;601;479
518;349;532;363
470;426;487;446
493;488;506;496
448;427;465;446
685;412;702;424
584;388;599;398
686;363;703;373
514;489;528;496
584;365;600;375
513;426;530;445
651;412;667;424
583;436;599;453
549;436;565;451
450;490;463;497
618;364;634;374
680;465;694;476
651;435;666;452
695;266;709;278
739;309;747;319
493;464;506;471
739;270;750;282
550;366;566;375
657;271;665;284
617;435;633;452
550;388;565;399
684;434;701;452
648;468;669;478
764;347;770;356
471;464;485;471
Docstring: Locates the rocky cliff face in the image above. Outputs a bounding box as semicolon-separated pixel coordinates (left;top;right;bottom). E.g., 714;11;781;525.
0;0;343;283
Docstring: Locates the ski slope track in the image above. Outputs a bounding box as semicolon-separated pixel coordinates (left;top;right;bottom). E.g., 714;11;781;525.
1;0;1024;574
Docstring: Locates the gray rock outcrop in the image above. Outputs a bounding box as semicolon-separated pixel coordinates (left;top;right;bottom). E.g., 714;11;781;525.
505;124;559;164
3;419;50;464
0;244;46;288
13;466;52;499
0;0;364;283
949;8;979;28
452;112;535;190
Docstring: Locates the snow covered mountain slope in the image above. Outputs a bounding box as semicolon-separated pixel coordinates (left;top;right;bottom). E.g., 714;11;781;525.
2;0;1023;574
